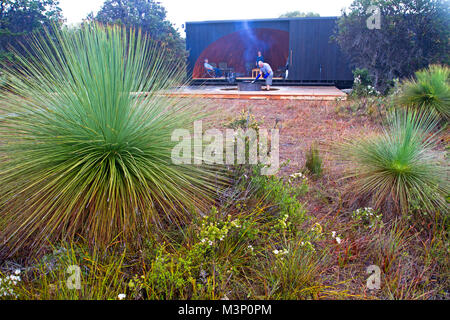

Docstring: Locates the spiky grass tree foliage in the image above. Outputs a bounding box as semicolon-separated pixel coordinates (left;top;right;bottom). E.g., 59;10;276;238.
397;65;450;121
338;110;448;215
305;143;322;177
0;24;222;258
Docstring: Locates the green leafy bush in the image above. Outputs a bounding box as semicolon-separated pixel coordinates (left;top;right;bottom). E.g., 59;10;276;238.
338;109;448;215
353;68;373;87
0;24;222;258
225;109;261;131
352;68;380;98
131;245;202;300
251;168;308;238
396;64;450;121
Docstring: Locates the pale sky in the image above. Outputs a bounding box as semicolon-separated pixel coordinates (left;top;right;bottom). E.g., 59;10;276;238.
59;0;354;33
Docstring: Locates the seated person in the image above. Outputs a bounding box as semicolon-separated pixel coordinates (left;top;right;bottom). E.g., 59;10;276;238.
255;51;264;67
204;59;222;77
253;61;274;90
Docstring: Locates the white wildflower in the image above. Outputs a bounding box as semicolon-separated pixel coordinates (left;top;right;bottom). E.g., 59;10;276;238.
231;220;241;228
289;172;307;180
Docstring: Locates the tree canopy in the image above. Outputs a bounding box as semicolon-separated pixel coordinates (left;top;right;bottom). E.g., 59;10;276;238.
93;0;186;60
279;11;320;18
0;0;62;63
335;0;450;92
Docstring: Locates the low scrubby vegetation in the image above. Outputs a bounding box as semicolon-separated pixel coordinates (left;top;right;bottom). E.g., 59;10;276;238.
0;23;448;301
1;159;448;300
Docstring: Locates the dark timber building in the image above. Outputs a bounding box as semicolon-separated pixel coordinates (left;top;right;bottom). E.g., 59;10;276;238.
185;17;354;86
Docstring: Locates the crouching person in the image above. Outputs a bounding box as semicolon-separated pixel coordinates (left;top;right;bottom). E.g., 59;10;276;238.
253;61;274;90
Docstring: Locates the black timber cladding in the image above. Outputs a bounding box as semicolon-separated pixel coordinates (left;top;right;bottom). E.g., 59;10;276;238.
185;17;353;82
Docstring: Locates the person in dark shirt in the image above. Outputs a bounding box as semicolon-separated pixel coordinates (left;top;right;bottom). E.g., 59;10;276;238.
255;51;264;67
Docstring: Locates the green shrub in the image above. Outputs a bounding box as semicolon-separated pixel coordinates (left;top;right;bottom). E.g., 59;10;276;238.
251;169;309;238
338;109;448;215
353;68;373;87
225;109;261;131
130;205;267;300
352;68;380;98
0;24;223;258
335;95;391;121
131;245;202;300
396;64;450;121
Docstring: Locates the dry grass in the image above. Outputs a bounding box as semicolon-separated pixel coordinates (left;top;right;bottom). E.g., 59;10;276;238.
205;98;379;176
203;98;448;300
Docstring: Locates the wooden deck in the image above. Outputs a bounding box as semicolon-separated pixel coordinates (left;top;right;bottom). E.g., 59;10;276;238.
165;86;347;101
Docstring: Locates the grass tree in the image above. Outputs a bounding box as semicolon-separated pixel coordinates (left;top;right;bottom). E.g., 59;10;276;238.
396;64;450;121
0;24;223;258
304;143;323;177
338;110;448;215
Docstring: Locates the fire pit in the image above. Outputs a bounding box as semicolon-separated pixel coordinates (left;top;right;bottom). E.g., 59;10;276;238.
238;81;261;91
